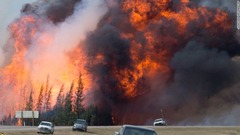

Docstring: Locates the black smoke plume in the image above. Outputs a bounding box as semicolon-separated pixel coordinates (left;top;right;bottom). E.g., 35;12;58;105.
83;0;240;125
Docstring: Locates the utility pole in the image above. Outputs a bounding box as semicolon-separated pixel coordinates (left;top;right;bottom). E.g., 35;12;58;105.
237;0;240;30
161;109;164;119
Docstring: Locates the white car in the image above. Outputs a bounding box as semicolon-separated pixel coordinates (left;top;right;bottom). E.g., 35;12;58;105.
37;121;54;134
115;125;157;135
153;118;166;126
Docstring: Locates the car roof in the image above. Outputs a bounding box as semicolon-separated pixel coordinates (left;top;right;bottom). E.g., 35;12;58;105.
41;121;52;124
122;125;156;132
76;119;87;123
77;119;86;121
154;118;164;121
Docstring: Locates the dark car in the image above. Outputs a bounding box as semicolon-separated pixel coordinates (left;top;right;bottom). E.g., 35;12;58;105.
72;119;87;132
115;125;157;135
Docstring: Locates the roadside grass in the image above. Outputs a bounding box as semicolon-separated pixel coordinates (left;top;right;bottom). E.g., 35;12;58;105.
2;126;240;135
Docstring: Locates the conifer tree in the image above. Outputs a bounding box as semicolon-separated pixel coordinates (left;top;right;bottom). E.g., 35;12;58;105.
45;86;52;111
75;73;84;118
64;81;76;125
36;85;44;112
65;82;74;112
20;85;27;110
53;84;65;125
85;104;97;125
55;84;64;109
43;75;50;112
25;90;33;110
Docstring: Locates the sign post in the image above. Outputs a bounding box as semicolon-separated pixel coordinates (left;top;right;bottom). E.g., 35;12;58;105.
15;111;39;126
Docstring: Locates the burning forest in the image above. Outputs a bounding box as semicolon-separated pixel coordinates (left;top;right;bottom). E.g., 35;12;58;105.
0;0;240;125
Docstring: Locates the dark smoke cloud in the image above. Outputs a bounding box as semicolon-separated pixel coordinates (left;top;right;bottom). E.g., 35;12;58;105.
85;24;131;110
82;0;240;125
163;41;240;124
170;41;238;97
112;41;240;125
21;0;81;23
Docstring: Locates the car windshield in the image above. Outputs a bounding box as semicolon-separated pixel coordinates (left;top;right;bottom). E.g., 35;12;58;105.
40;122;51;126
154;118;163;122
124;127;156;135
76;119;86;124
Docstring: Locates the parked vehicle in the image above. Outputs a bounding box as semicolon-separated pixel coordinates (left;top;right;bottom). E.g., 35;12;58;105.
72;119;87;132
37;121;54;134
153;118;166;126
115;125;157;135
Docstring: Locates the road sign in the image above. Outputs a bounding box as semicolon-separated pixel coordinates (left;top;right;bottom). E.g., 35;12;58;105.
15;111;39;118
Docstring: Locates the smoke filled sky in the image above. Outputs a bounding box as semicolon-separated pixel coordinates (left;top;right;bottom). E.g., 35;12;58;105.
0;0;240;126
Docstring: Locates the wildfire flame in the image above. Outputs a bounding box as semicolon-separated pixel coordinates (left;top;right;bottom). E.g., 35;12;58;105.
0;0;238;125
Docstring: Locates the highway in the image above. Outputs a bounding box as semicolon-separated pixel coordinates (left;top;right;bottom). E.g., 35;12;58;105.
0;125;121;130
0;125;72;131
0;126;36;131
1;126;240;135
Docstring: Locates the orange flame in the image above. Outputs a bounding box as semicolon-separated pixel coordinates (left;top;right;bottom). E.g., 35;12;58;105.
0;15;92;118
16;119;22;126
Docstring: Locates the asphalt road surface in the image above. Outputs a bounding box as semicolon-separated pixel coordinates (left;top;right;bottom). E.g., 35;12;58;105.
1;126;240;135
0;125;70;131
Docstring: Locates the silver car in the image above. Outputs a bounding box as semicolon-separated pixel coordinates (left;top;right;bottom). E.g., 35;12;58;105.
72;119;87;132
115;125;157;135
37;121;54;134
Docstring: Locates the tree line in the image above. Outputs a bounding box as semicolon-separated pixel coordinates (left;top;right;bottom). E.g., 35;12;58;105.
1;73;113;126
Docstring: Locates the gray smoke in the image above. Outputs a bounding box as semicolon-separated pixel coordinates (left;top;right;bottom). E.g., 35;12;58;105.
200;0;237;13
164;41;240;125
